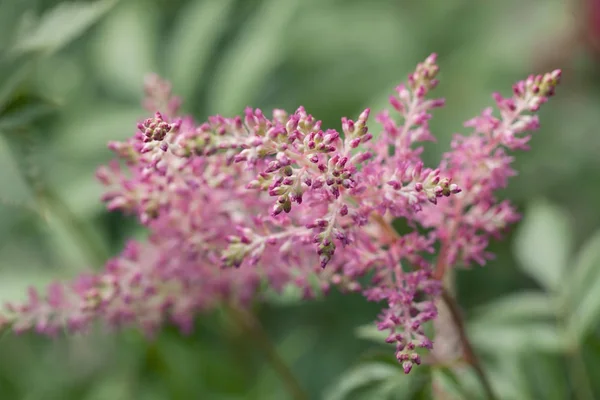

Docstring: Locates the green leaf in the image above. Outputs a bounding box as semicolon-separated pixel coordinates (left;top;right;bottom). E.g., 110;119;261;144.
0;236;73;304
567;230;600;339
518;353;570;400
371;364;429;399
0;134;35;208
484;355;534;400
11;0;118;57
432;367;482;400
206;0;300;116
0;0;36;51
85;372;135;400
283;3;418;116
479;0;569;72
253;328;318;399
262;283;303;307
0;94;58;130
286;4;413;61
92;0;158;99
50;104;142;162
166;0;234;103
468;321;565;354
37;189;109;271
55;177;105;218
471;291;556;323
0;269;57;305
513;199;572;292
323;362;404;400
354;324;389;344
567;230;600;303
0;59;35;112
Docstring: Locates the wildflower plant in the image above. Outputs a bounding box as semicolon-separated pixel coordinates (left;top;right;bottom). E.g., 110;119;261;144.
0;55;560;377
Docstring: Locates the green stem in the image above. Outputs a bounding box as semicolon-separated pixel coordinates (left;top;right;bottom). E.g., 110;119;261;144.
224;304;309;400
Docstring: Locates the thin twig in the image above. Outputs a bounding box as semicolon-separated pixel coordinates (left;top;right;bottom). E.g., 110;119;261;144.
441;288;497;400
224;304;309;400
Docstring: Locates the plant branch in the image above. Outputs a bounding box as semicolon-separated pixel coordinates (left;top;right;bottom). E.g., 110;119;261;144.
224;304;309;400
441;288;497;400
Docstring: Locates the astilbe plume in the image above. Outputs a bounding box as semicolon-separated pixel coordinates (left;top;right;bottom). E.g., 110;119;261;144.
0;55;560;374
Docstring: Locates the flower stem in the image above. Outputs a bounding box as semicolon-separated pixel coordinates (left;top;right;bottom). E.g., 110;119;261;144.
441;288;497;400
224;304;309;400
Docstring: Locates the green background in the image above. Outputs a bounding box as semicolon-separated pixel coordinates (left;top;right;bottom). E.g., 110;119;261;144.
0;0;599;398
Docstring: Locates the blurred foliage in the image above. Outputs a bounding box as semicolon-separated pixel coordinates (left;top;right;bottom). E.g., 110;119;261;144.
0;0;600;398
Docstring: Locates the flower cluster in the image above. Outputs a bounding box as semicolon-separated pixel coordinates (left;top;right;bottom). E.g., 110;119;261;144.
0;55;560;374
417;69;562;275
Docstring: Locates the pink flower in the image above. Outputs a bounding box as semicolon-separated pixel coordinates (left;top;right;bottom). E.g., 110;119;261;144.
0;57;560;373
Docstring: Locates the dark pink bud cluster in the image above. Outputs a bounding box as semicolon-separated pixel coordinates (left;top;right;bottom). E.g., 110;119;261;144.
0;56;560;374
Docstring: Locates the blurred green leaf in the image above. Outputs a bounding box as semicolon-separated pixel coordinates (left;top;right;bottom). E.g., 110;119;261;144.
92;0;158;98
0;270;55;305
567;230;600;303
482;355;533;400
469;321;565;354
327;362;428;400
262;283;303;307
11;0;118;56
567;230;600;339
51;104;142;161
323;362;403;400
470;291;556;323
143;338;205;399
284;3;417;118
286;4;412;64
513;199;572;292
253;327;318;399
33;55;85;103
84;372;133;400
207;0;299;115
0;94;58;130
55;177;105;218
0;239;63;304
354;324;388;345
432;367;481;400
517;353;570;400
371;373;428;400
37;189;109;270
0;134;35;208
469;0;568;73
166;0;234;103
0;1;34;50
0;60;35;112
